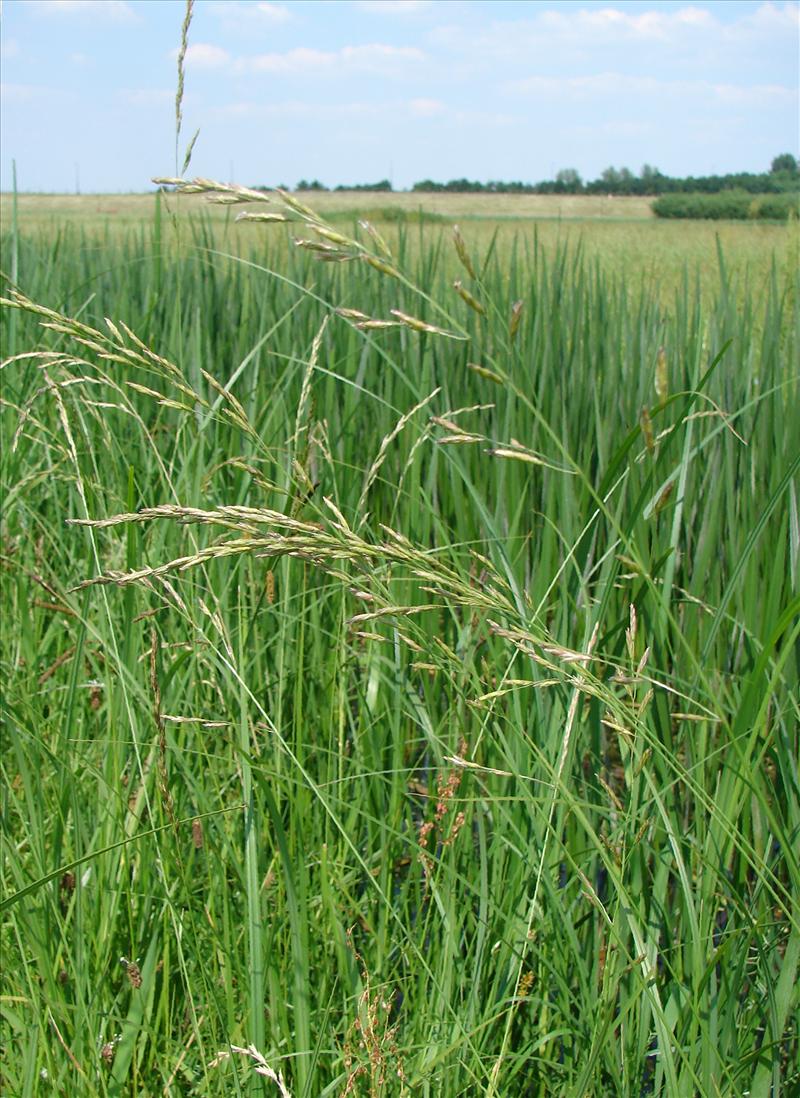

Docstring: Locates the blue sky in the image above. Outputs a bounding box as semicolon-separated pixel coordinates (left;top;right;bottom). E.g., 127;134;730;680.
1;0;798;192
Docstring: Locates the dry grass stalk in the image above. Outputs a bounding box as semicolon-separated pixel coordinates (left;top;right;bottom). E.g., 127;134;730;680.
417;743;468;877
341;936;406;1097
208;1045;291;1096
357;388;441;519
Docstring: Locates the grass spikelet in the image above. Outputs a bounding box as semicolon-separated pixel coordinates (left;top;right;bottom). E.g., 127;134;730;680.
362;255;402;280
453;279;486;315
452;224;476;279
509;298;524;341
467;361;504;383
358;218;393;259
640;405;655;454
486;439;574;473
389;309;466;339
354;318;401;330
655;345;669;401
235;211;293;224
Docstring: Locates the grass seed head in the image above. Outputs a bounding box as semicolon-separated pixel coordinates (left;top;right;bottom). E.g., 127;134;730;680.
509;299;524;341
452;225;476;278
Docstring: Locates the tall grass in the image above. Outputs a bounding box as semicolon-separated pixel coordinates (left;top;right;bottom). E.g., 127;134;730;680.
1;188;798;1097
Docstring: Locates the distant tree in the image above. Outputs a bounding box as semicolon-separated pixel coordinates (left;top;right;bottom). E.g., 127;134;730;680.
638;164;664;195
771;153;798;175
334;179;392;192
613;167;634;193
600;166;622;186
556;168;582;190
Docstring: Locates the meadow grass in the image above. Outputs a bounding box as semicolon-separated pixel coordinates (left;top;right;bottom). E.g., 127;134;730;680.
0;190;657;228
2;190;795;304
4;188;794;294
1;182;798;1097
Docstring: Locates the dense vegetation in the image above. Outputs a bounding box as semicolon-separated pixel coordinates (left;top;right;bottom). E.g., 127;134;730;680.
653;191;799;221
1;192;798;1097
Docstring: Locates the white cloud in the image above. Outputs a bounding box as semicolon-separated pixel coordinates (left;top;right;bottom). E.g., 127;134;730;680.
409;97;444;116
533;5;721;43
182;43;231;69
674;6;716;28
720;1;800;51
734;1;800;33
431;0;799;83
509;73;663;98
120;88;174;107
212;96;518;132
0;82;52;104
430;4;728;59
508;71;796;107
451;107;517;129
256;1;292;21
711;81;796;105
207;0;292;23
355;1;432;13
69;52;90;66
241;47;330;74
211;99;384;122
1;38;20;60
238;42;425;75
26;0;136;21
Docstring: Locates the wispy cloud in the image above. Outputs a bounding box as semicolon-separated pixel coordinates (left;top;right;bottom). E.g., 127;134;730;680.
711;81;796;105
119;88;174;107
431;1;799;71
211;99;385;121
534;5;719;42
508;71;796;107
256;1;292;21
210;95;516;133
1;38;20;60
409;97;444;116
354;0;432;14
207;1;292;24
236;42;426;75
728;1;800;37
182;43;232;70
26;0;136;21
0;82;53;104
173;37;425;77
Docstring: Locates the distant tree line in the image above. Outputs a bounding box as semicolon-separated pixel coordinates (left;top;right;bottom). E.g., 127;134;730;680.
288;155;798;196
293;178;392;193
409;155;798;196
